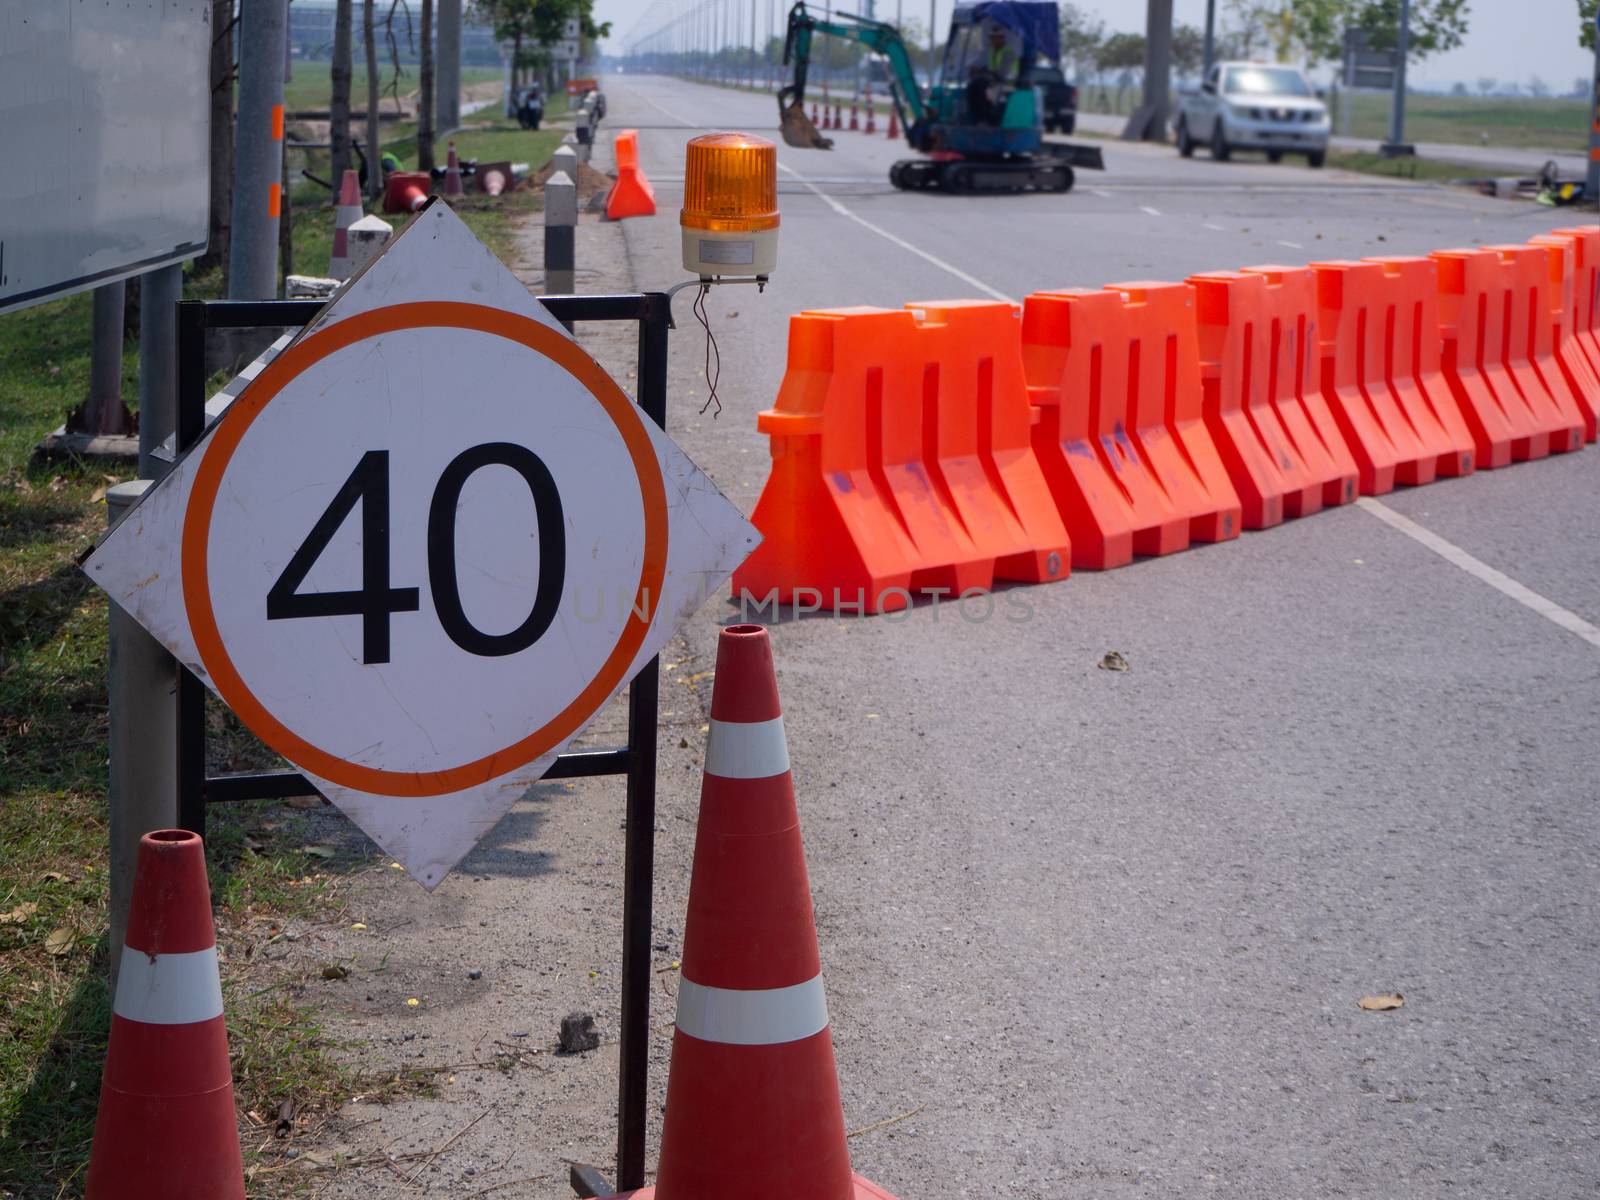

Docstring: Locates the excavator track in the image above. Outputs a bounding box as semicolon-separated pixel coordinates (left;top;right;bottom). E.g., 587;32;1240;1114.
888;158;1074;194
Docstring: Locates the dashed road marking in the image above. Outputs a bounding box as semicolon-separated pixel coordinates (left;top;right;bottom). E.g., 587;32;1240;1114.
1139;204;1163;216
1277;239;1304;249
1203;222;1226;231
1358;498;1600;649
776;163;1016;303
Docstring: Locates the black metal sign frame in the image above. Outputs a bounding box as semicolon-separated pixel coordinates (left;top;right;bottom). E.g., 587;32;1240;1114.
175;294;670;1190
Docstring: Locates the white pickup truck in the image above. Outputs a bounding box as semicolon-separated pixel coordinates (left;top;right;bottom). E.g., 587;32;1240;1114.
1174;61;1330;168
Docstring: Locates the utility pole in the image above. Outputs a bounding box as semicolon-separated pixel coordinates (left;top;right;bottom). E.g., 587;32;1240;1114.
437;0;462;133
229;0;288;299
1121;0;1172;142
928;0;935;80
1588;5;1599;206
1381;0;1413;155
1202;0;1216;75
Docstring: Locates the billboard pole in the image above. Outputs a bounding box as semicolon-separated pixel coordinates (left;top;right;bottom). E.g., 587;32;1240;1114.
438;0;462;133
229;0;289;299
1381;0;1412;155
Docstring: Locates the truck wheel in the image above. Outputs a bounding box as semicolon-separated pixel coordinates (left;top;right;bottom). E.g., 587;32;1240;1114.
1210;123;1231;162
1267;150;1283;163
1176;119;1194;158
1062;115;1075;135
1307;150;1326;168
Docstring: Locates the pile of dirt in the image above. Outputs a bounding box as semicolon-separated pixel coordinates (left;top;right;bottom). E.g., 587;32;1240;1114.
528;156;614;206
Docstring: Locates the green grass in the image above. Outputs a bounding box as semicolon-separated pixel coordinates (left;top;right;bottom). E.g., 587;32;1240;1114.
282;60;503;113
1332;91;1591;154
1326;149;1484;183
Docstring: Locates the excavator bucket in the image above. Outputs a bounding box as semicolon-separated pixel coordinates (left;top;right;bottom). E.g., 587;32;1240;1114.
779;96;833;150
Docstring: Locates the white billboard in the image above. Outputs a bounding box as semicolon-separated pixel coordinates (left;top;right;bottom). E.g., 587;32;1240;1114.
0;0;210;316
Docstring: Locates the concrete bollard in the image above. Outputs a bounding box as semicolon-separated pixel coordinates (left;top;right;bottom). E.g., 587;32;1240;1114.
545;169;577;303
105;481;178;991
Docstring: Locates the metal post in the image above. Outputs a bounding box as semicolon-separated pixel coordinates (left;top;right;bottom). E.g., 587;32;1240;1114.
1588;14;1600;207
229;0;288;299
615;296;668;1191
1383;0;1412;154
175;302;210;838
928;0;935;83
106;481;178;991
1122;0;1172;142
137;265;183;480
86;282;130;437
438;0;462;132
1202;0;1215;75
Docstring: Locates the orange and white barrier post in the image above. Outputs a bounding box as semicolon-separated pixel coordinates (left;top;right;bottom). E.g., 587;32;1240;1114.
605;625;900;1200
85;830;244;1200
329;168;364;280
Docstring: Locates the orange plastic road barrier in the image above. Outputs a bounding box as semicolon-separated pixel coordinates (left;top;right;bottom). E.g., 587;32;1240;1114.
1312;259;1443;492
1359;257;1477;477
1487;243;1585;454
1021;289;1187;567
1551;226;1600;380
1188;268;1355;527
85;831;243;1200
904;299;1072;583
1530;232;1600;441
732;305;979;614
605;129;657;220
606;626;901;1200
1432;246;1578;465
1101;280;1242;542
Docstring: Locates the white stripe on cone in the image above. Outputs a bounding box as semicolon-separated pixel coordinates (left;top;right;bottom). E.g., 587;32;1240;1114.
675;975;829;1046
113;947;225;1025
704;716;789;779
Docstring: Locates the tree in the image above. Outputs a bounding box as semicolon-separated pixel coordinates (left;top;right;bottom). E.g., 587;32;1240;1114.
1060;3;1105;82
1582;0;1598;51
1096;32;1145;110
1449;80;1467;95
1476;75;1496;95
331;0;354;194
419;0;435;172
1527;75;1550;97
1172;23;1206;79
1222;0;1468;68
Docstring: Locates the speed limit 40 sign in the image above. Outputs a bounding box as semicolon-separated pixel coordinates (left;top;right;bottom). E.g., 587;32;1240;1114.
86;204;758;886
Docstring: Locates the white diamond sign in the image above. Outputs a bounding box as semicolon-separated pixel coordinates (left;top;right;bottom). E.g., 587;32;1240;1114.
85;202;758;887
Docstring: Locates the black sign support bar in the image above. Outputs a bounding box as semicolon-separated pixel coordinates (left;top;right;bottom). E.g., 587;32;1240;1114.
174;293;672;1189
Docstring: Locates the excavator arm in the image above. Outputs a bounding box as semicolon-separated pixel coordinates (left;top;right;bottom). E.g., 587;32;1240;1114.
778;1;923;150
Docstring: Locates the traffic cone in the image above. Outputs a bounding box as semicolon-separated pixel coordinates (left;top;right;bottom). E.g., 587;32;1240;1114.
849;100;860;131
886;105;900;139
811;102;820;126
864;86;877;134
606;625;901;1200
85;830;243;1200
382;170;431;214
832;103;842;130
329;168;364;280
444;140;465;196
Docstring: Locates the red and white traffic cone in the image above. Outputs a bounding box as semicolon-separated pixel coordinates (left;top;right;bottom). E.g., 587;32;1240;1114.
849;100;860;131
832;102;842;130
85;830;243;1200
607;625;901;1200
445;140;465;197
811;101;820;126
886;105;900;139
864;86;877;134
329;168;364;280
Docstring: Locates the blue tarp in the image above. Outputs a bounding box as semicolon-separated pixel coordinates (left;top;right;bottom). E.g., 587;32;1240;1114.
951;0;1060;63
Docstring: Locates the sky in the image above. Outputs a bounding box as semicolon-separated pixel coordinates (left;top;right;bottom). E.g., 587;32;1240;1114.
599;0;1598;92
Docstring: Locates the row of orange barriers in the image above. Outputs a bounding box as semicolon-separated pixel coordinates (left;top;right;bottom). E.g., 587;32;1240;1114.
733;228;1600;613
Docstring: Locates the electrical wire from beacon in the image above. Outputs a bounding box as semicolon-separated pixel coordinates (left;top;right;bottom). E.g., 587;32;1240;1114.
694;284;722;417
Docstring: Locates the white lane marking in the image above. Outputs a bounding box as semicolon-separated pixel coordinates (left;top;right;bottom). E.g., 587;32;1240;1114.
1203;222;1226;231
676;975;830;1045
1139;204;1163;216
1091;187;1112;197
705;716;790;779
776;162;1015;303
626;85;695;128
1277;239;1304;249
114;947;224;1025
1357;498;1600;650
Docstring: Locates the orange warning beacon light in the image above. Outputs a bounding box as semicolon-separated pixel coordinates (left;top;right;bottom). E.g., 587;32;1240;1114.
680;133;779;278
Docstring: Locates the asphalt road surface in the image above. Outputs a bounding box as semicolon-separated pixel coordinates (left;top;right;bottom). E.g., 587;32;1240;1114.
313;74;1600;1198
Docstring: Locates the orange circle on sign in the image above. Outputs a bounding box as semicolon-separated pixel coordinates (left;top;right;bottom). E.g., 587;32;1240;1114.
181;301;668;797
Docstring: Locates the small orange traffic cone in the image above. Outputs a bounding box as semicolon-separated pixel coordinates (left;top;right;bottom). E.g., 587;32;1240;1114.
864;86;877;134
849;100;860;131
86;830;243;1200
444;140;465;196
604;625;901;1200
886;104;900;139
329;168;364;279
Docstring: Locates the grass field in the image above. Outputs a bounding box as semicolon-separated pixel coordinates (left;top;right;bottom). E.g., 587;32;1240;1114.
282;60;503;113
1333;90;1592;154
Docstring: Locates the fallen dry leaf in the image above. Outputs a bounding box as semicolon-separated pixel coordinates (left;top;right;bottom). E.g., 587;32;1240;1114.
39;871;72;884
0;902;39;925
302;844;335;859
1097;651;1131;672
1357;993;1404;1012
44;927;74;956
321;964;349;980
